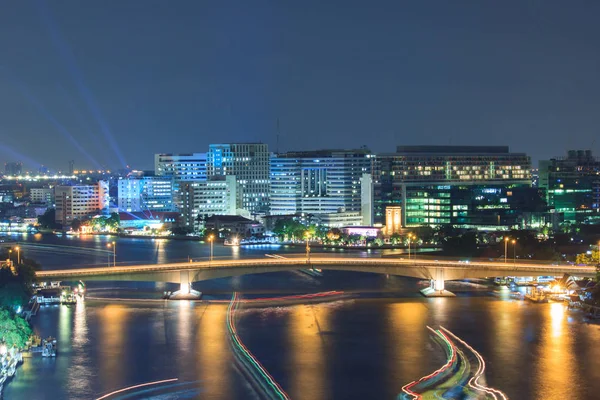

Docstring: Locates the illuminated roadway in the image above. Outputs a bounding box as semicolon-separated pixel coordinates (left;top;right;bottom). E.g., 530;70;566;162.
36;254;597;291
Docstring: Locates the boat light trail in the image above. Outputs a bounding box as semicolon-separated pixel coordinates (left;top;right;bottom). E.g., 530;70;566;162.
400;326;457;400
227;292;291;400
95;378;178;400
440;327;508;400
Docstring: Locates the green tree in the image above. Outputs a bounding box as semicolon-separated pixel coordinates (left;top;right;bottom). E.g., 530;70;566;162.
576;250;599;265
38;208;60;230
71;218;82;232
0;308;32;349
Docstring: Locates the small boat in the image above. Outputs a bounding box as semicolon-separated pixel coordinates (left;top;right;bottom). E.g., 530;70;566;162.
41;337;57;357
525;288;548;303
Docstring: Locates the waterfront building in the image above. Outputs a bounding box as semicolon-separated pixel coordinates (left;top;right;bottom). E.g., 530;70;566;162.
204;214;264;237
30;188;54;205
154;153;207;181
179;176;241;230
207;143;269;213
117;174;175;213
539;150;600;223
374;146;536;229
270;149;374;224
54;181;109;226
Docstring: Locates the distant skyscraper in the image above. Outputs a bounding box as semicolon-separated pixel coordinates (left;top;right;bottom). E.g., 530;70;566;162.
54;181;109;225
207;143;270;213
4;162;23;176
68;160;75;175
154;153;207;181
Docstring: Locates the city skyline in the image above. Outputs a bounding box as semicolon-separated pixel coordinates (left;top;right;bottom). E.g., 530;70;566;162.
2;1;600;171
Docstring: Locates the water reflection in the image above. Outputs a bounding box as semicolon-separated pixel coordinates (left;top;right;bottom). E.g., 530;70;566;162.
68;300;92;396
387;301;428;387
97;304;128;388
535;303;579;400
196;304;231;399
288;304;331;400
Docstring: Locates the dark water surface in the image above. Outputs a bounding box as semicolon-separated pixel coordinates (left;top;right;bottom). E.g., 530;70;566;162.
4;235;600;399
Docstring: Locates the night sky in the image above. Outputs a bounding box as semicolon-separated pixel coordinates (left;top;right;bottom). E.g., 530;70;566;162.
1;1;599;171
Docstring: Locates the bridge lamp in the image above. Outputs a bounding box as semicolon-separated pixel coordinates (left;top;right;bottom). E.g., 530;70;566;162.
107;242;116;267
407;233;416;260
208;235;214;261
14;246;20;265
504;237;510;264
511;239;517;265
305;232;311;264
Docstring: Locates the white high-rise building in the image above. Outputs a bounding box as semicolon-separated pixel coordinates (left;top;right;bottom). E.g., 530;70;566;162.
54;181;109;225
154;153;207;181
118;175;175;212
207;143;269;213
179;176;240;229
270;149;374;218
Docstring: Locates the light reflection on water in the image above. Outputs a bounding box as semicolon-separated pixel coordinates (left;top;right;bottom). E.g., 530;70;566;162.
535;302;578;400
6;296;600;399
287;304;330;400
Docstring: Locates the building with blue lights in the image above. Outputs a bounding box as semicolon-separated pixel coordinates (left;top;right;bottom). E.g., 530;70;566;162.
207;143;270;213
117;174;175;213
154;153;207;181
270;149;374;225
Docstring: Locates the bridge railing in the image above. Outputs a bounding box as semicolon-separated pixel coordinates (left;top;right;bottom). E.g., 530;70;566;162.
36;256;597;278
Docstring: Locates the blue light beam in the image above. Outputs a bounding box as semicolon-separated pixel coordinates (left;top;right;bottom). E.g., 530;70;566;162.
36;0;128;168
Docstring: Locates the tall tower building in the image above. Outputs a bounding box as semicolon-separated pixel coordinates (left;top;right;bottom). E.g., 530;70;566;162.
207;143;270;213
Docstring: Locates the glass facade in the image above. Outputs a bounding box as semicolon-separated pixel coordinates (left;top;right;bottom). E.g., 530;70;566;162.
539;150;600;223
270;150;374;215
375;146;535;229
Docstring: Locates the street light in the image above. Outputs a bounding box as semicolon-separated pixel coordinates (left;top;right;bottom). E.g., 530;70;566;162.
208;235;214;263
305;232;311;264
15;246;20;265
504;237;509;264
512;239;517;265
8;249;12;265
407;233;416;260
107;242;116;267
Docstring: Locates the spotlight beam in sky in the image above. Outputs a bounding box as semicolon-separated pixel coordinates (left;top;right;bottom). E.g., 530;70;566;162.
36;0;127;168
8;76;103;169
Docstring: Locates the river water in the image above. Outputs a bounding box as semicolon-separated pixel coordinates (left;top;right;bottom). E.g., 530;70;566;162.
4;234;600;399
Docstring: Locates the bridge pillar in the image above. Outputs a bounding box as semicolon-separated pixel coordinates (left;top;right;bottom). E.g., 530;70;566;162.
169;271;201;300
420;268;455;297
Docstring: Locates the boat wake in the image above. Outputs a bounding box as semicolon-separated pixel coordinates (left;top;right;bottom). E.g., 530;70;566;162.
399;326;508;400
227;292;291;400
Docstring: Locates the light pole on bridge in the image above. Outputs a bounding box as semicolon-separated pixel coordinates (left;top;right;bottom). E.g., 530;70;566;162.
512;239;517;265
208;235;214;264
107;242;116;267
305;232;311;264
407;233;416;260
504;237;509;264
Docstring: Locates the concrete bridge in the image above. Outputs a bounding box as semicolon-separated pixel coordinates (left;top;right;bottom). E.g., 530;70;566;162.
35;255;597;297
